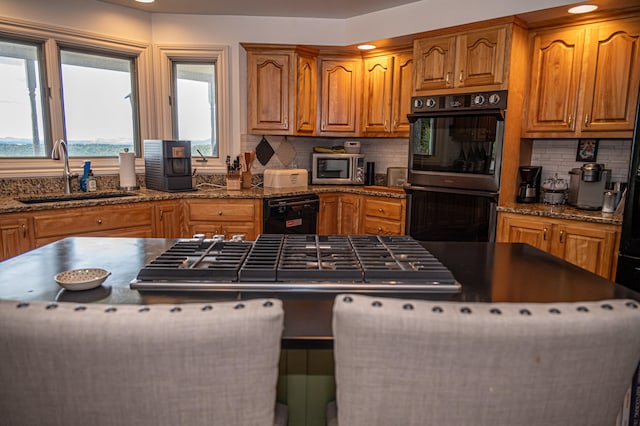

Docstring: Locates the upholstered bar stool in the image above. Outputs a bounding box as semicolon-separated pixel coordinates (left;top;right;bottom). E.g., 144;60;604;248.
329;294;640;426
0;298;286;426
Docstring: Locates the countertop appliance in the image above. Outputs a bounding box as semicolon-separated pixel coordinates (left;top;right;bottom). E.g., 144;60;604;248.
144;140;193;192
263;169;308;190
311;153;365;185
406;90;507;242
617;95;640;293
568;163;611;210
263;193;319;234
130;234;459;293
517;166;542;203
343;141;361;154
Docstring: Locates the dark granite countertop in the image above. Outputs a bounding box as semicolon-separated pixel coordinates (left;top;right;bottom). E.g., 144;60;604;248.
0;237;636;349
0;185;406;214
497;201;623;225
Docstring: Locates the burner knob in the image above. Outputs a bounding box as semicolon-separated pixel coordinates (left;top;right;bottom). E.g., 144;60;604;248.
193;233;205;240
413;98;424;109
473;95;485;105
231;234;245;242
425;98;436;108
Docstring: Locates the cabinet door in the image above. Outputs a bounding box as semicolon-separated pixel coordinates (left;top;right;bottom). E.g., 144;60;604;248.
390;51;413;136
497;214;552;252
456;26;507;88
524;28;585;133
295;53;317;135
318;193;339;235
580;18;640;134
319;58;361;135
338;195;361;234
153;201;181;238
413;35;456;92
0;216;33;261
361;55;394;134
551;222;618;279
247;52;291;132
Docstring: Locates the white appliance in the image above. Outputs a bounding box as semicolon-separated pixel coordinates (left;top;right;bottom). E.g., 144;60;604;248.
263;169;308;189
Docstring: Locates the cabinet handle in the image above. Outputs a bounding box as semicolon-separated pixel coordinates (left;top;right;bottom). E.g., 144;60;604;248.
97;219;103;225
284;118;288;128
159;209;164;219
445;72;451;86
543;227;548;240
384;119;388;130
393;119;397;129
559;230;564;243
584;114;590;127
459;70;464;83
22;224;27;238
568;114;573;128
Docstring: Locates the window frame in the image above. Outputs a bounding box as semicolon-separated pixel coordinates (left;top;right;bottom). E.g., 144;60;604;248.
154;44;231;173
0;17;153;177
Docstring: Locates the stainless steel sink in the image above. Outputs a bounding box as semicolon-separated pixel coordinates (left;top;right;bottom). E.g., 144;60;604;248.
17;191;137;204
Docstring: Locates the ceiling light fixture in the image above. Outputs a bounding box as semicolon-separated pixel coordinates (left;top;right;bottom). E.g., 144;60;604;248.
568;4;598;14
135;0;155;3
357;44;376;51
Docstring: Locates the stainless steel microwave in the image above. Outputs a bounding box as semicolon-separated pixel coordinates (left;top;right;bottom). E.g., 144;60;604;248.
311;153;365;185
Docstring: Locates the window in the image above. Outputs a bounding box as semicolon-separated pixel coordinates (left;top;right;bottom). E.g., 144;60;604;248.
0;39;48;157
155;45;231;172
172;62;217;157
60;49;137;157
0;19;152;177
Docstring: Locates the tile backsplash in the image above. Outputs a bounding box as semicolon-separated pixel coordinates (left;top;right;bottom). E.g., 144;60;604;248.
529;139;631;183
241;134;409;176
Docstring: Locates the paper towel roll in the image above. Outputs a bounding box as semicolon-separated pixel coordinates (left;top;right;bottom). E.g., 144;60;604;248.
119;151;138;189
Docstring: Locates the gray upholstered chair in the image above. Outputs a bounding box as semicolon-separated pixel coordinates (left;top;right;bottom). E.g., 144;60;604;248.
329;294;640;426
0;298;286;426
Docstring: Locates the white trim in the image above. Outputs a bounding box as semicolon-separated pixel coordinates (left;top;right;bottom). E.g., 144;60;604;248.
153;44;231;173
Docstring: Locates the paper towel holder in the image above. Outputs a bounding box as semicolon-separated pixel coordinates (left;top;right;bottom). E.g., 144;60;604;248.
118;148;140;191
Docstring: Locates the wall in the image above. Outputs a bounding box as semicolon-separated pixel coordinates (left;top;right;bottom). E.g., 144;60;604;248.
530;139;632;184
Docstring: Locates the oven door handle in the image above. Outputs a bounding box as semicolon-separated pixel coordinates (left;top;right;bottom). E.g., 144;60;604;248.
268;199;320;208
405;184;498;200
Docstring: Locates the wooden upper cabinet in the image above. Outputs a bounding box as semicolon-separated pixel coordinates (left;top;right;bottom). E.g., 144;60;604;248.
523;17;640;138
524;27;585;134
361;49;413;137
413;25;508;94
580;18;640;135
318;57;362;136
245;44;318;136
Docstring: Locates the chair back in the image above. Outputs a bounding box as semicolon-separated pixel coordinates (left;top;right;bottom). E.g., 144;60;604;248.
332;294;640;426
0;298;284;426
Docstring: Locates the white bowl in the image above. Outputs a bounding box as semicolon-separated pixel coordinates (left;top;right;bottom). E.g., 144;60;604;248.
54;268;111;291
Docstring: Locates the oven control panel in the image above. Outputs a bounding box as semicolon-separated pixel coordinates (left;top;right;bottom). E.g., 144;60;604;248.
411;90;508;113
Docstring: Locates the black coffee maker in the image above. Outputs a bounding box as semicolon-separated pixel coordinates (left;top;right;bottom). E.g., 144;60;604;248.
517;166;542;203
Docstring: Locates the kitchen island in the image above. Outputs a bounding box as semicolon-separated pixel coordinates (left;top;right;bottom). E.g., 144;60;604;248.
0;236;637;349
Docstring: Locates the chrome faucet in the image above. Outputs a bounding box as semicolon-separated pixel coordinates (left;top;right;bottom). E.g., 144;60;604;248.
51;139;77;194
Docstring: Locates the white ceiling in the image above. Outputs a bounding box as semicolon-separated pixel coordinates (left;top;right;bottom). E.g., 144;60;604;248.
97;0;423;18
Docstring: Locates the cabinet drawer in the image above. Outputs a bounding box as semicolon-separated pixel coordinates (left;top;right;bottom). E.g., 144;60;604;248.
364;198;403;221
187;200;257;221
33;205;152;239
363;218;402;235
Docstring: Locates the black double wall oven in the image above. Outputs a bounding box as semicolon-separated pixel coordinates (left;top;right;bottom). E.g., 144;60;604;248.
406;91;507;242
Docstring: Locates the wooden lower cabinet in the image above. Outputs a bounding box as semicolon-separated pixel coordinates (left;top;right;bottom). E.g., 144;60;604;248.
338;194;362;234
362;196;406;235
0;214;34;261
32;203;154;246
497;212;621;280
152;201;182;238
183;199;261;240
318;193;339;234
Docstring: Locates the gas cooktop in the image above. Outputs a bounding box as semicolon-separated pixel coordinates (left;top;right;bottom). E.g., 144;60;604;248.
130;234;460;293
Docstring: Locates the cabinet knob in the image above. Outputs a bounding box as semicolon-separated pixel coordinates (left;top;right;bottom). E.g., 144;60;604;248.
377;227;383;232
543;227;548;240
378;208;384;213
559;230;564;243
97;219;103;225
218;211;223;216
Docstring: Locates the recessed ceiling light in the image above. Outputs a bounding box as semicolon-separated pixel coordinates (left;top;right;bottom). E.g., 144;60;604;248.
136;0;155;3
568;4;598;14
358;44;376;51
